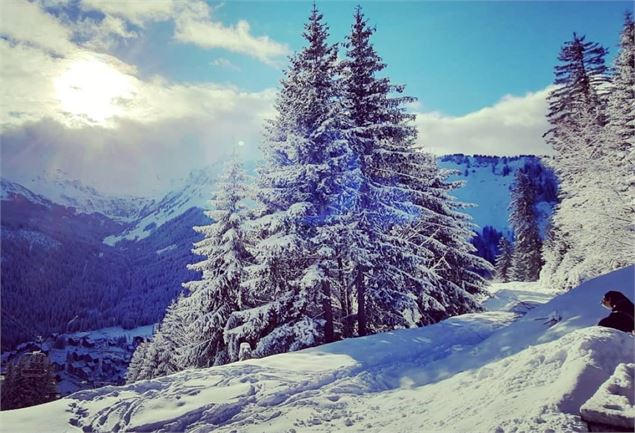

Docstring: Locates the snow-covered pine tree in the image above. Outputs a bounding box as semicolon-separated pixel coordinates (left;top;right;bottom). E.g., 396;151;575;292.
181;158;252;367
153;297;190;375
509;168;543;282
594;12;635;268
545;33;608;166
134;329;163;382
540;33;611;289
495;237;514;283
340;6;428;334
126;295;190;382
127;159;253;379
340;8;488;331
605;12;634;159
126;340;147;383
403;152;493;324
227;5;355;358
544;33;608;196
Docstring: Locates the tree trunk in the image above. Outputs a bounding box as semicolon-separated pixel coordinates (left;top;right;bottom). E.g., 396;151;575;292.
356;268;367;336
322;280;335;343
338;256;352;338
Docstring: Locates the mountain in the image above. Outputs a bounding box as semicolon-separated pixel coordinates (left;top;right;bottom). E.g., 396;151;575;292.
438;154;558;264
0;178;205;351
3;266;632;433
104;164;222;245
10;169;155;222
438;154;557;236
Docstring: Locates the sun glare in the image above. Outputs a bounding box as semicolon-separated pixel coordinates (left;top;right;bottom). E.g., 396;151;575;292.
54;56;136;126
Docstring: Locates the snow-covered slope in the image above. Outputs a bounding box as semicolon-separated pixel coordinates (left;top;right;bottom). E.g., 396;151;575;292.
103;165;222;245
438;154;556;236
0;178;52;207
3;266;632;433
2;170;154;222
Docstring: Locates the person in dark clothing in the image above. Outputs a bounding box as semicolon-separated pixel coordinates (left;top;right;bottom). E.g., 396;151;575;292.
598;290;635;333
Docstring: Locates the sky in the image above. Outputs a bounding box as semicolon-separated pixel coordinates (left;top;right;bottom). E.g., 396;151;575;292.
0;0;630;196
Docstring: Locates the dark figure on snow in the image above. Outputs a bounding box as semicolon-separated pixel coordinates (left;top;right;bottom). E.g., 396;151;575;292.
598;291;634;333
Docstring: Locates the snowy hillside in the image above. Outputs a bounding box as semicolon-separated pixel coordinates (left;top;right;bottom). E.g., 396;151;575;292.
103;165;222;245
4;266;632;433
438;154;556;236
0;181;204;351
3;156;551;247
2;170;154;222
0;178;53;207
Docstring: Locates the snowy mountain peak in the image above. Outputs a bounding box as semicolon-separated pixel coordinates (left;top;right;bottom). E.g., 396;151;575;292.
0;178;52;206
103;163;224;245
2;171;155;223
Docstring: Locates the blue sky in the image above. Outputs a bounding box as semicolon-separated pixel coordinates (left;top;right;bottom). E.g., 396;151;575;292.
0;0;631;195
118;1;628;115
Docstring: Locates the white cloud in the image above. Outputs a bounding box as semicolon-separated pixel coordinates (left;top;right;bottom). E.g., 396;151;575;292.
0;35;274;194
173;1;289;65
1;108;270;196
71;14;139;50
0;70;274;195
0;0;276;196
77;0;288;65
0;0;75;55
211;57;241;71
79;0;176;26
415;88;553;156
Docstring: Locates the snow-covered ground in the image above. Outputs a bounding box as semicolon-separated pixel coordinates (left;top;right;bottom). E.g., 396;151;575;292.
67;325;155;342
2;266;633;433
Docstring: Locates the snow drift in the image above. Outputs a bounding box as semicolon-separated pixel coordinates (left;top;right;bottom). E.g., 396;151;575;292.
2;266;633;433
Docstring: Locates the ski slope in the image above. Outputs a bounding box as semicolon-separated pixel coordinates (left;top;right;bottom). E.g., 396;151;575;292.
2;266;633;433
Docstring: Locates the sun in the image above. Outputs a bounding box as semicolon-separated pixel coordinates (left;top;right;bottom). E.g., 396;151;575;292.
54;55;136;126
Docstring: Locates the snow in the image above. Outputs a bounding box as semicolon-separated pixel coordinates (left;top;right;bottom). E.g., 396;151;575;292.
437;155;555;237
483;280;557;313
2;170;153;222
103;165;221;245
0;178;51;207
580;363;634;430
68;325;155;341
2;266;633;433
437;156;529;234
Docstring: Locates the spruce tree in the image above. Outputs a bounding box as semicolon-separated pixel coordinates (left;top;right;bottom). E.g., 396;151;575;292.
1;353;57;409
402;153;491;318
545;33;608;158
540;33;610;289
509;168;543;282
605;12;635;157
495;237;514;283
182;159;252;367
227;5;354;357
341;6;425;334
126;341;147;383
594;12;635;269
341;8;488;330
152;297;190;375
